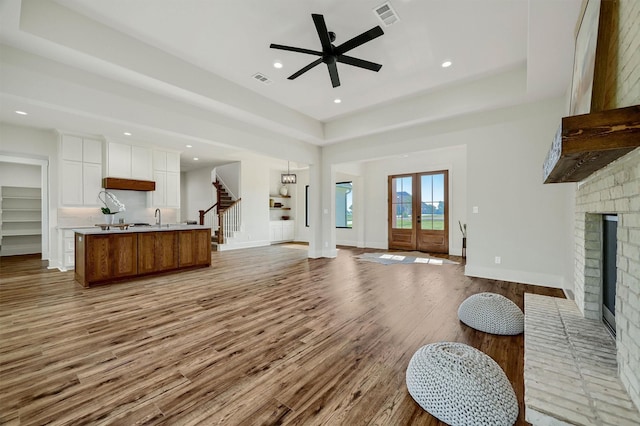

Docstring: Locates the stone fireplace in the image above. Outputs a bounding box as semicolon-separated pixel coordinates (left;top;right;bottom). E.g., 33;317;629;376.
574;148;640;411
523;148;640;425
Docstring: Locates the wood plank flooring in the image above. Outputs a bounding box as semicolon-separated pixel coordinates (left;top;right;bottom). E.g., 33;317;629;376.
0;246;564;425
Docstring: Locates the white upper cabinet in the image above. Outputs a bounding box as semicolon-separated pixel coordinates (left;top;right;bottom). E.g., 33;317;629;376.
106;142;132;178
61;135;83;161
82;139;102;164
165;172;179;207
60;134;103;207
153;150;167;171
131;146;153;180
61;160;83;205
152;171;167;207
166;152;180;172
152;149;180;208
105;142;153;180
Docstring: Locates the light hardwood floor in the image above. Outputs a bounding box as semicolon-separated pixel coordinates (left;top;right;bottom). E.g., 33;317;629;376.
0;245;563;425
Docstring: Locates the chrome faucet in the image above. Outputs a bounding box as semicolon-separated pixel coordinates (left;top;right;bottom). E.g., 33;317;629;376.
155;208;162;227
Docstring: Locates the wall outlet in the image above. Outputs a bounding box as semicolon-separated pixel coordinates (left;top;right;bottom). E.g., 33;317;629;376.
324;241;329;248
495;256;501;264
473;206;479;213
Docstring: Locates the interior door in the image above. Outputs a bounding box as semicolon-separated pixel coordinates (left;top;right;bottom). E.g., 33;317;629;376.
388;171;449;253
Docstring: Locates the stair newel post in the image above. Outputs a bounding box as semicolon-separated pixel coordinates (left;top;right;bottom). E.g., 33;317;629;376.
217;212;224;244
198;210;205;226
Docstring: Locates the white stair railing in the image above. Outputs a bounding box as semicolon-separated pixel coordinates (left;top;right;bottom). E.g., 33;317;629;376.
219;199;241;244
203;207;217;231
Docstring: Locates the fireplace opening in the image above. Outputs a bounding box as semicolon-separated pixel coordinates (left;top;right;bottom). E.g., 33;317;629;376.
602;214;617;337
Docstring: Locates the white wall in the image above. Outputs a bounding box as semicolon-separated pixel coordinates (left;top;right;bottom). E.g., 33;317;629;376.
464;106;575;288
230;157;270;247
322;97;575;288
362;145;467;253
182;167;215;223
0;162;41;187
216;162;240;199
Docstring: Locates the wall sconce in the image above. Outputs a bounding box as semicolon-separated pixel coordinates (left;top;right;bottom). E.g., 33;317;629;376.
281;161;297;184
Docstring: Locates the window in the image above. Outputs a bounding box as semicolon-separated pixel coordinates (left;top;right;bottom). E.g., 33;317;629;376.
336;181;352;228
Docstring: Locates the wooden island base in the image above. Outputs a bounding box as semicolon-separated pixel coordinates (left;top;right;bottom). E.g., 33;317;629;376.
74;227;211;287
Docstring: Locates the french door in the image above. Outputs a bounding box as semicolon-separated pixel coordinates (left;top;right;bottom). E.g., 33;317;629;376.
388;170;449;253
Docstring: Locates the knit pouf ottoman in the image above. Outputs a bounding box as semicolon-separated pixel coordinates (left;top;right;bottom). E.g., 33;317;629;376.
406;342;518;426
457;292;524;335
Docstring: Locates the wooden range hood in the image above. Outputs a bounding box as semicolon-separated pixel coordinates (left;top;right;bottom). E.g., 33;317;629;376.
102;177;156;191
543;105;640;183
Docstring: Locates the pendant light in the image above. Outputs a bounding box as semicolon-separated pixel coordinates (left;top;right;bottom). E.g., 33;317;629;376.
281;161;297;184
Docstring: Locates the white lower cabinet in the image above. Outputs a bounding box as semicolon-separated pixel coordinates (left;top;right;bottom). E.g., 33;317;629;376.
282;220;295;241
59;229;76;270
270;220;295;243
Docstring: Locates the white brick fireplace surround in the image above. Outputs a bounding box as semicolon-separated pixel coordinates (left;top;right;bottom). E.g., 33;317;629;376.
525;149;640;425
575;149;640;408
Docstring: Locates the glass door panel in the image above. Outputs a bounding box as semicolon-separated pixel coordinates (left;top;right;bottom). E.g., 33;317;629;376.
391;176;413;229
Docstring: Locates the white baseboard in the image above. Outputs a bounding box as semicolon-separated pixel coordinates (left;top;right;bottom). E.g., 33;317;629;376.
363;241;387;250
464;265;565;289
217;240;270;251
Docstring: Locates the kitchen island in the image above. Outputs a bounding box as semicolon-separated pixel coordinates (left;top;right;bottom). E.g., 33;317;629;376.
74;225;211;287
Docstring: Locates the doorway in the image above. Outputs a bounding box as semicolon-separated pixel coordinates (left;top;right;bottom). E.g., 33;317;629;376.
0;155;49;260
602;214;617;336
388;170;449;253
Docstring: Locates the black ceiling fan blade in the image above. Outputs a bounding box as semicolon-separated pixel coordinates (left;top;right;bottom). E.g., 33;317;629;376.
270;43;322;56
312;14;333;53
288;58;323;80
335;26;384;55
327;62;340;88
337;54;382;72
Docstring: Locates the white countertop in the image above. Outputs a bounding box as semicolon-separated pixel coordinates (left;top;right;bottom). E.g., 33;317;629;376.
73;225;211;235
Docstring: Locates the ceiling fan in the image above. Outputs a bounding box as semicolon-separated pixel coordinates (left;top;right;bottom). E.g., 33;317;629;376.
270;14;384;88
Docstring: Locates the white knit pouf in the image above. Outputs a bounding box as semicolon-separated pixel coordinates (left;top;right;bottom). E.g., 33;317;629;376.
406;342;518;426
457;292;524;335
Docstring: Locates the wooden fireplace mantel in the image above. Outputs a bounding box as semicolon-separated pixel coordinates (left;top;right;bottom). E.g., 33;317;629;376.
543;105;640;184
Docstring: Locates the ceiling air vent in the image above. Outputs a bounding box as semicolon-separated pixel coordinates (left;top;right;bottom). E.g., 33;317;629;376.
252;72;273;85
373;2;399;27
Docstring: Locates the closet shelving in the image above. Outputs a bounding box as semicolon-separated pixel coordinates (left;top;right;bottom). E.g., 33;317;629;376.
0;186;42;256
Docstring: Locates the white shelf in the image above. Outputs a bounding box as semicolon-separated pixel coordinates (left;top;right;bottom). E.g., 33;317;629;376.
2;230;42;236
1;186;42;256
1;195;41;200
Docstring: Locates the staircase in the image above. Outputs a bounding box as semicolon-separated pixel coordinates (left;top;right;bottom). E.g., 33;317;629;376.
214;180;234;211
199;179;242;250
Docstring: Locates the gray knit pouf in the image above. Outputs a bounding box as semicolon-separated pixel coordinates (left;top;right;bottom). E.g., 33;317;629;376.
457;292;524;335
406;342;518;426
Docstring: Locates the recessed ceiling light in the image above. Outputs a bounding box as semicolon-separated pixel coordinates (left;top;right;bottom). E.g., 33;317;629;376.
193;157;199;161
273;61;283;69
123;132;132;136
442;61;452;68
186;144;193;148
15;110;28;115
334;98;342;104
